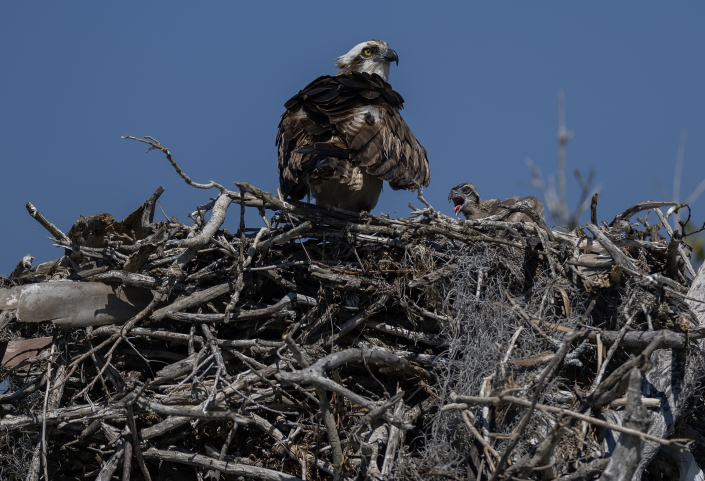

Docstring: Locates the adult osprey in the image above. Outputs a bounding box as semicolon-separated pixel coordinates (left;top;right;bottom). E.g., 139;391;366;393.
276;40;430;212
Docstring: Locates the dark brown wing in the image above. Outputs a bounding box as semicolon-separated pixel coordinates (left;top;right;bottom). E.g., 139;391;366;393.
276;72;430;199
352;105;430;191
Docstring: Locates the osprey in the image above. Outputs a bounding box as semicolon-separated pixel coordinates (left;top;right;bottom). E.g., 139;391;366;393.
448;182;545;222
276;40;430;212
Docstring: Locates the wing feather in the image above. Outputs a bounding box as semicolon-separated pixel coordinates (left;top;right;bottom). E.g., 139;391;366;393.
350;122;382;151
276;72;430;203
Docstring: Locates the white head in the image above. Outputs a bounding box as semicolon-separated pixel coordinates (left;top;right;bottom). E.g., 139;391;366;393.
335;40;399;83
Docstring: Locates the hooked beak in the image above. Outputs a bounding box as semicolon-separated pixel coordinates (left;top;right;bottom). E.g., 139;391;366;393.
382;48;398;66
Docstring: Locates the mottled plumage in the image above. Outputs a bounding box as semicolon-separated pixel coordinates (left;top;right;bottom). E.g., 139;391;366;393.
448;182;545;222
277;40;430;212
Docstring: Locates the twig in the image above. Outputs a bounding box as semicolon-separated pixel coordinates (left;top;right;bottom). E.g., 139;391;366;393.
69;291;164;401
40;343;55;481
279;353;413;431
326;293;392;347
447;392;688;449
557;89;570;223
142;447;303;481
585;223;641;274
489;330;580;481
671;130;688;226
380;394;406;478
461;409;501;460
654;207;697;279
126;402;152;481
282;335;343;479
26;202;69;242
249;412;336;477
590;310;637;392
588;333;665;408
475;269;485;298
122;136;229;193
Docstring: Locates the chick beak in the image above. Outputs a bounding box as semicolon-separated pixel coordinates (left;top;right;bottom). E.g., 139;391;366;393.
451;196;465;216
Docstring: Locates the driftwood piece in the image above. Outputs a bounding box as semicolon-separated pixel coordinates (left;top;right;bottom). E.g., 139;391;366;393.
654;207;697;279
585;223;640;274
25;202;69;242
139;186;165;237
142;447;304;481
596;328;705;349
0;282;155;327
611;258;705;478
446;392;678;448
599;368;651;481
610;201;677;227
164;292;317;323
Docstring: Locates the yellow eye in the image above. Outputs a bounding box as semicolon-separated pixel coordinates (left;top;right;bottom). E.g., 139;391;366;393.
362;48;372;57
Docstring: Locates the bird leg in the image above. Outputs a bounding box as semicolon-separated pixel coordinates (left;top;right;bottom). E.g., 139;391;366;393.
417;187;433;211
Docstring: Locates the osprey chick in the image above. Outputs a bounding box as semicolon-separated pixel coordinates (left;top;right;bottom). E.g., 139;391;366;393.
448;182;545;223
276;40;430;212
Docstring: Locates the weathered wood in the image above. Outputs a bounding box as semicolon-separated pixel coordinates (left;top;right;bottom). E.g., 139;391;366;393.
626;258;705;478
599;369;651;481
0;282;154;327
610;201;677;227
0;337;52;368
142;447;304;481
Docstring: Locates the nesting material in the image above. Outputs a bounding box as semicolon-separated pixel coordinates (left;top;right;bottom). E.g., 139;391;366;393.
1;138;704;481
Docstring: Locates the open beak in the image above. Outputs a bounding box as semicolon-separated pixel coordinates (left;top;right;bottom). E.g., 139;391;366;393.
382;48;399;66
450;196;464;216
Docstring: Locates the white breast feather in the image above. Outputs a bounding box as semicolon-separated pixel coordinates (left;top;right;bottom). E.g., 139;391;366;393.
348;167;364;191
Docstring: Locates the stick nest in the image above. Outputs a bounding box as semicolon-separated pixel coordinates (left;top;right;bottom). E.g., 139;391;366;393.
1;138;704;481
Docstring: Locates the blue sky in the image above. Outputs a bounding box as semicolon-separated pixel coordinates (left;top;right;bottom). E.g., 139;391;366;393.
1;3;704;274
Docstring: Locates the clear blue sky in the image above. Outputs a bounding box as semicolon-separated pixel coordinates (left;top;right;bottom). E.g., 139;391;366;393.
2;3;704;274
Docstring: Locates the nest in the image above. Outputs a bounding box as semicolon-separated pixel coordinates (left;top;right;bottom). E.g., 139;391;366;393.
1;137;704;481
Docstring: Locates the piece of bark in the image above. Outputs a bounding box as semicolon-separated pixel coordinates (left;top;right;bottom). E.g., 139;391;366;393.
665;229;682;280
686;262;705;325
0;282;155;327
0;337;53;368
122;223;167;273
